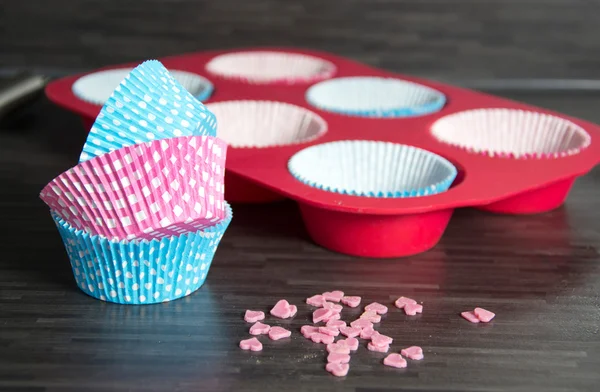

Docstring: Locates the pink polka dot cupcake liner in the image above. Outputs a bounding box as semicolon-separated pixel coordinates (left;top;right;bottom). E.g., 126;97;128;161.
52;203;232;305
40;135;227;241
79;60;218;163
205;51;336;85
431;108;591;159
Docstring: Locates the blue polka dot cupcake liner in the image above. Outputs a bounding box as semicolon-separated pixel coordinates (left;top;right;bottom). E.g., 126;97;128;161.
288;140;457;198
72;67;214;106
52;202;232;305
79;60;218;163
305;77;446;118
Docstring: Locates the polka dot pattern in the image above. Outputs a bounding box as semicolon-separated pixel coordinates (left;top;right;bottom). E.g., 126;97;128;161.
40;136;227;241
52;204;232;305
79;60;218;163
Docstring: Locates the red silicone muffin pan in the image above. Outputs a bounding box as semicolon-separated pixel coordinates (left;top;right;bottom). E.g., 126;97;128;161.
45;47;600;258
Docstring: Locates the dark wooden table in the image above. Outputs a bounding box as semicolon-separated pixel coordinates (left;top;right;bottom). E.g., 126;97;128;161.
1;91;599;392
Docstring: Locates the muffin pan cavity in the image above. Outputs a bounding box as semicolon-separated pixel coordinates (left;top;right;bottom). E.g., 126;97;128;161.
306;76;446;118
72;67;213;105
206;100;327;148
288;141;457;198
431;108;591;158
205;51;336;85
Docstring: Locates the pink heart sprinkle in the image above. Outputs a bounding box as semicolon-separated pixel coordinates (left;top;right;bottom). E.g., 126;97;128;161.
325;362;349;377
240;337;263;351
340;337;359;351
404;303;423;316
371;332;393;347
474;307;495;323
310;332;335;344
383;353;407;368
350;318;373;330
360;325;376;340
368;342;389;353
324;312;341;322
319;326;340;337
268;326;291;341
365;302;388;315
323;301;343;313
301;325;320;338
249;321;270;335
341;296;361;308
461;311;480;323
326;320;346;330
339;326;361;338
306;294;327;307
394;296;417;309
244;310;265;323
270;299;294;319
401;346;424;360
327;352;351;364
322;290;344;303
313;308;333;323
360;310;381;323
327;342;350;354
288;305;298;318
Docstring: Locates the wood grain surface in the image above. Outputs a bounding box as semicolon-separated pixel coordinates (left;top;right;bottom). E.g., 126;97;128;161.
2;0;600;80
0;92;599;391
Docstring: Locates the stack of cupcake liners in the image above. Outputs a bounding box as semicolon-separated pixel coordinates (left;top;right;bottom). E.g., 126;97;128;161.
41;60;232;304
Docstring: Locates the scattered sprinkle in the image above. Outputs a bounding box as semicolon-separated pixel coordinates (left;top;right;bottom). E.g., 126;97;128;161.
383;353;407;368
240;337;262;351
341;296;361;308
244;310;265;323
404;303;423;316
401;346;424;360
249;321;270;335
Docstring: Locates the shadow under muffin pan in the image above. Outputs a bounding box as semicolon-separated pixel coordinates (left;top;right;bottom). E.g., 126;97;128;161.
45;48;600;258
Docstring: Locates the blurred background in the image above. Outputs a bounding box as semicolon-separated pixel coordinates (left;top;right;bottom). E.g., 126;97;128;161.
2;0;599;87
4;0;600;163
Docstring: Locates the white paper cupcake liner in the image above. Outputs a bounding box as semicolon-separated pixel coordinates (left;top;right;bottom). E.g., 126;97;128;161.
52;202;232;305
305;76;446;118
73;67;214;105
40;136;227;241
431;108;592;158
79;60;217;162
205;51;336;84
205;100;328;148
288;140;457;197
